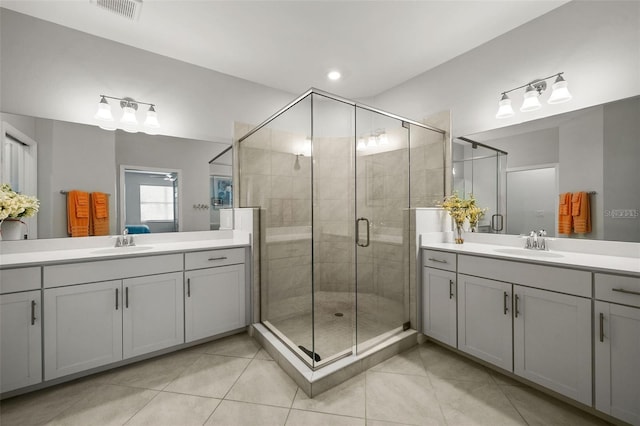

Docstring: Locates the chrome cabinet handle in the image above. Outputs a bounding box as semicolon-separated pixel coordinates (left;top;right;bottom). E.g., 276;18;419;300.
428;258;447;264
503;291;508;315
612;288;640;296
125;287;129;309
515;294;520;318
31;300;36;325
208;256;228;261
115;288;119;310
599;312;604;342
187;278;191;298
449;280;454;299
356;217;370;247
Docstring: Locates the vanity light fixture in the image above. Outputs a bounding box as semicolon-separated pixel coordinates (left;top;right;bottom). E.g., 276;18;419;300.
496;72;572;119
356;137;367;151
94;95;160;133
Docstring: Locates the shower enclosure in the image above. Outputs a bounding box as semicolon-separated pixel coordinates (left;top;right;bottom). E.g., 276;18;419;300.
452;137;507;233
238;89;445;369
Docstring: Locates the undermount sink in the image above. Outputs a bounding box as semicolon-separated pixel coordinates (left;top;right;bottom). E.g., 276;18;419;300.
91;246;154;255
494;248;565;258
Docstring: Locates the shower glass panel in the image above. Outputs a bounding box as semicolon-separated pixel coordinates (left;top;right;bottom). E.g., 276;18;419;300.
355;108;409;351
238;89;446;370
238;95;315;364
312;94;356;364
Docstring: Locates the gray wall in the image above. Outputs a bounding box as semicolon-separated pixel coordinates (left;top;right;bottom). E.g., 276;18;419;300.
0;8;294;144
373;1;640;138
603;97;640;242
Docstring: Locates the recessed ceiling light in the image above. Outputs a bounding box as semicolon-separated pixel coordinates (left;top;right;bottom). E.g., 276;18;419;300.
327;70;341;81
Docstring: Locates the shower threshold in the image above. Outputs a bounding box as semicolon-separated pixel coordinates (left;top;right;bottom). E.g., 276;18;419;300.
251;322;417;397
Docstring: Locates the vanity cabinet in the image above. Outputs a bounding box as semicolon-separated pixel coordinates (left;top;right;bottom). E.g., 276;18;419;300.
44;280;122;380
1;290;42;392
457;254;592;405
513;284;592;405
184;248;246;342
422;249;458;347
43;254;184;380
457;274;513;371
122;272;184;358
594;273;640;425
0;267;42;393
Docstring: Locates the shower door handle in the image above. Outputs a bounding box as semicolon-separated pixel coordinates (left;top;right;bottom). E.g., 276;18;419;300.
356;217;370;247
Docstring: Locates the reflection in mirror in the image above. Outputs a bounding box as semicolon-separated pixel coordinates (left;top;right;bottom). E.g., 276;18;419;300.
462;95;640;243
452;138;507;234
121;167;181;234
209;146;232;230
0;112;230;239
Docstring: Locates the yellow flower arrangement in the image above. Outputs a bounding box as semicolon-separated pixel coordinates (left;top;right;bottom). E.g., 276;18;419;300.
439;192;487;243
0;183;40;221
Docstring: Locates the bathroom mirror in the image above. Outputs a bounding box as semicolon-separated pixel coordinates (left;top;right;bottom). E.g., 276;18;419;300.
460;95;640;243
0;111;231;239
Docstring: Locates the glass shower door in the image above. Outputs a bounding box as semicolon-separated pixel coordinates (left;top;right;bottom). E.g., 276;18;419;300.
355;107;410;351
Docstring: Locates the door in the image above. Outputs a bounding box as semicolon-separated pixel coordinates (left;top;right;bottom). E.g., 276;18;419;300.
185;264;246;342
595;301;640;424
44;281;122;380
422;268;457;347
513;285;592;405
355;107;410;351
458;274;513;370
122;272;184;358
1;290;42;392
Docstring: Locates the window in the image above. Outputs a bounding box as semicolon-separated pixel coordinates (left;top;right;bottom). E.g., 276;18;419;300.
139;185;174;221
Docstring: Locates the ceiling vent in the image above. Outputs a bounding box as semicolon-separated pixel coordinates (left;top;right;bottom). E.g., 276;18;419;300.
93;0;143;21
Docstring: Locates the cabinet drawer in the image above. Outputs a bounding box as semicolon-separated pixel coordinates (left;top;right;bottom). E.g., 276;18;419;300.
1;267;41;293
459;254;591;298
595;273;640;307
185;248;245;270
44;254;183;288
422;250;456;272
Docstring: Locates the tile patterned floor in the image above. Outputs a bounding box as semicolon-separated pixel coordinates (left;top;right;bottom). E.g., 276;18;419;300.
0;333;611;426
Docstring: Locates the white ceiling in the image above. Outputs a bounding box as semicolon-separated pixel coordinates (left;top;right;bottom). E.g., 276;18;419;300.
1;0;569;99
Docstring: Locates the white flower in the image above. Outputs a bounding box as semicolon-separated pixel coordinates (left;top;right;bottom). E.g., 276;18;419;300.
0;183;40;219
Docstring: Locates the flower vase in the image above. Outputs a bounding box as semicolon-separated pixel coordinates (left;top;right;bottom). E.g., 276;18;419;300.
1;219;25;241
455;223;464;244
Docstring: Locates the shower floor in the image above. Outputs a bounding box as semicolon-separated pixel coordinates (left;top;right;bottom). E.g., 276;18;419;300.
268;291;404;363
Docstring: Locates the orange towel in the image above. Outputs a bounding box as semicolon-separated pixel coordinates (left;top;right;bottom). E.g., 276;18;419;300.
558;192;572;235
90;192;110;236
572;191;592;234
67;190;90;237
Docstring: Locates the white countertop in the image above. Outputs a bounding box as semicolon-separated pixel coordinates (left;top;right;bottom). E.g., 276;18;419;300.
0;234;251;268
421;241;640;276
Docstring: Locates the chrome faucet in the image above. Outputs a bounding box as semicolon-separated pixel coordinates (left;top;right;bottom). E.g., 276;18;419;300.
115;228;134;247
525;230;547;250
